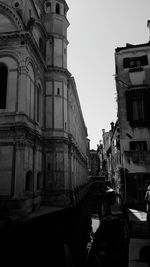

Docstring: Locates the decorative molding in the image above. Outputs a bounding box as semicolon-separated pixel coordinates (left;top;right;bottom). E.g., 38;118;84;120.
0;1;24;31
47;66;71;78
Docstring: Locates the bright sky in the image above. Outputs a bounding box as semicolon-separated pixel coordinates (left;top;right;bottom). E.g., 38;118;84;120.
67;0;150;149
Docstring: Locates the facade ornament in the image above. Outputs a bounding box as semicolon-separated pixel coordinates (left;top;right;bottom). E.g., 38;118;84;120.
0;1;24;31
11;0;23;9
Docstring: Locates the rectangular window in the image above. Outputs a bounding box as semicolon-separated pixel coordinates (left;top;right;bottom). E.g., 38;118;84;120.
130;141;147;151
126;89;150;124
132;97;145;121
123;55;148;69
57;88;60;95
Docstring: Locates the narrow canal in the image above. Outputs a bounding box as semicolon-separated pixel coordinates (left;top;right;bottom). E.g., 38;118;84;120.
1;187;121;267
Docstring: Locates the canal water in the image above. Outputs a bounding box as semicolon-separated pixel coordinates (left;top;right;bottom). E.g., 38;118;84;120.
0;190;103;267
61;189;103;267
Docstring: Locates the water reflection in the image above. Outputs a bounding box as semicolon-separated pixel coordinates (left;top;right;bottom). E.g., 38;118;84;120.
92;216;100;233
86;214;100;254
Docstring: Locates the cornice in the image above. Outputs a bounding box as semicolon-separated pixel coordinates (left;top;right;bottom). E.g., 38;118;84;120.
0;123;43;145
48;32;69;45
69;134;88;165
0;31;47;70
43;136;69;146
47;66;71;78
69;76;88;136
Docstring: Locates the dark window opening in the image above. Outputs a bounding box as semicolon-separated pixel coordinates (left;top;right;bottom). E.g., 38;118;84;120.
57;88;60;95
116;138;120;150
126;89;150;124
45;2;51;13
115;64;118;74
132;97;145;121
25;171;33;191
46;2;51;8
56;3;60;14
130;141;147;151
39;38;43;51
14;2;19;8
47;163;51;171
123;55;148;69
0;65;8;109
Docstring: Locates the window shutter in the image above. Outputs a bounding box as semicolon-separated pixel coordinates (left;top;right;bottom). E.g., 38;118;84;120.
145;90;150;121
141;55;148;66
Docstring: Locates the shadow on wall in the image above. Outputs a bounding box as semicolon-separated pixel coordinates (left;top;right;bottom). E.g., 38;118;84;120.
139;245;150;265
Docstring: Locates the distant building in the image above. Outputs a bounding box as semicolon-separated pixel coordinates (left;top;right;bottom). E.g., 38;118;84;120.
0;0;89;217
97;141;104;176
102;127;112;181
114;23;150;208
89;149;99;176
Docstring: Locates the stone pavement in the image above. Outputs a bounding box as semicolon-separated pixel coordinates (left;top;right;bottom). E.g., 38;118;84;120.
128;209;150;267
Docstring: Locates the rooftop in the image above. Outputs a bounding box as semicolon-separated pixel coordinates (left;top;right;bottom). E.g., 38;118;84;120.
116;42;150;53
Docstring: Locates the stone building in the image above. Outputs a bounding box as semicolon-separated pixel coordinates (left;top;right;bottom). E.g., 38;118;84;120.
102;128;112;181
102;122;121;191
96;141;104;176
89;149;99;176
115;23;150;208
0;0;89;217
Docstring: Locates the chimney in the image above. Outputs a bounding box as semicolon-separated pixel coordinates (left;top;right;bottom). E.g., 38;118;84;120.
147;20;150;41
110;122;114;131
102;129;105;134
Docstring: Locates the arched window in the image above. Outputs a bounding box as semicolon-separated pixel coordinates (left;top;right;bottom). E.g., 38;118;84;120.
56;3;60;14
25;171;33;191
27;63;34;120
45;2;51;13
0;65;8;109
37;172;42;190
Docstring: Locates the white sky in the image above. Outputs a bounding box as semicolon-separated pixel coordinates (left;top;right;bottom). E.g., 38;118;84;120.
67;0;150;149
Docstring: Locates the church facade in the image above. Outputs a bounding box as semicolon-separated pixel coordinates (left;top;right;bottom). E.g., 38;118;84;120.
0;0;89;217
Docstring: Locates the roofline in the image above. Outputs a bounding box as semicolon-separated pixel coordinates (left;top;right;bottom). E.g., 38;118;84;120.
115;41;150;53
69;76;88;136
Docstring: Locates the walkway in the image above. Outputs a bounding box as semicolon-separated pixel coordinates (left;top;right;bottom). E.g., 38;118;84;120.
128;209;150;267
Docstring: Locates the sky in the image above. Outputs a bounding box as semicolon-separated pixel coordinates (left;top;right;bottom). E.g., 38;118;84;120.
67;0;150;149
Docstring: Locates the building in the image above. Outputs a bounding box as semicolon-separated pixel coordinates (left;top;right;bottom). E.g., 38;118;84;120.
114;23;150;208
0;0;89;217
102;127;112;181
89;149;99;176
97;141;104;176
